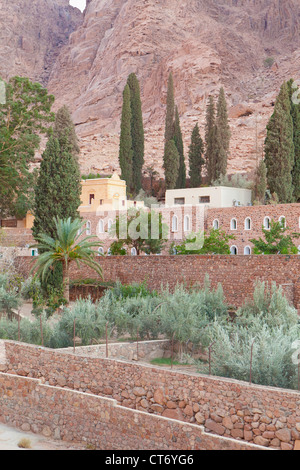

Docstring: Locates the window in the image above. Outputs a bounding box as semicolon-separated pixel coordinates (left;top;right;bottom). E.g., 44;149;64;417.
98;247;104;256
86;220;91;236
199;196;210;204
263;217;270;230
98;220;104;234
244;246;251;255
244;217;251;230
279;216;286;227
89;194;95;205
213;219;219;230
31;249;38;257
230;245;238;255
184;215;190;232
107;248;112;256
298;246;300;255
172;215;178;232
100;199;104;206
107;219;113;231
131;247;137;256
174;198;185;205
230;218;237;230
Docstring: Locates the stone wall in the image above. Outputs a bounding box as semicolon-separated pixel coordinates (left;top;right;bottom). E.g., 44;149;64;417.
60;339;170;362
0;372;264;451
2;341;300;450
16;254;300;309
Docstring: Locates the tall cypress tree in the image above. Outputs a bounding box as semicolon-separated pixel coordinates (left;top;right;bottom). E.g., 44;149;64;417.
174;106;186;188
188;123;204;188
287;79;300;201
164;72;175;143
163;140;179;190
53;105;80;158
32;108;82;296
205;95;217;184
215;87;230;178
33;108;82;240
127;73;144;195
119;84;134;193
264;82;295;203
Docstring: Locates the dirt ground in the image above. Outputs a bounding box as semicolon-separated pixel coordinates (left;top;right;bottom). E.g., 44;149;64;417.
0;423;86;451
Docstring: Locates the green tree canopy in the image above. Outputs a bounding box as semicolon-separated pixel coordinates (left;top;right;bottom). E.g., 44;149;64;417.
264;81;295;203
250;219;300;254
188;123;204;187
0;76;55;218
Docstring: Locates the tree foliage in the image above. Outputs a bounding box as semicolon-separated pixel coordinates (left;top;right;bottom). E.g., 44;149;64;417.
0;76;55;218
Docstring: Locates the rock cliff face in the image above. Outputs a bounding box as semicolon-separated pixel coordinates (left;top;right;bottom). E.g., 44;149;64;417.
0;0;82;85
1;0;300;178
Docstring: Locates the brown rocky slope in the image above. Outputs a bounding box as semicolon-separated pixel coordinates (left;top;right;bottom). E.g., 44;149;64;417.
1;0;300;179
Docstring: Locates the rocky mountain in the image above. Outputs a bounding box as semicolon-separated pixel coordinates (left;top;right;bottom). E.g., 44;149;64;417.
1;0;300;179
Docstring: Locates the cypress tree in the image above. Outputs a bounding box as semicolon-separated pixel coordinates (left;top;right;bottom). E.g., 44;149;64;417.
119;84;134;193
174;106;186;188
164;72;175;143
163;140;180;190
188;123;204;188
53;105;80;158
264;82;295;203
287;79;300;200
253;159;267;203
215;87;230;177
127;73;144;194
205;95;217;184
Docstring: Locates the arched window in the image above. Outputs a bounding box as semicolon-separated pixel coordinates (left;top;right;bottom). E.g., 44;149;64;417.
230;245;238;255
298;246;300;255
244;217;251;230
98;247;104;256
213;219;219;230
263;217;270;230
98;220;104;234
107;219;113;231
131;247;137;256
279;216;286;227
86;220;91;236
172;215;178;232
244;246;251;255
184;215;190;232
107;248;112;256
230;218;237;230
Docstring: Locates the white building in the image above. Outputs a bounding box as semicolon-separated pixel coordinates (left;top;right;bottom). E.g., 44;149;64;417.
165;186;252;209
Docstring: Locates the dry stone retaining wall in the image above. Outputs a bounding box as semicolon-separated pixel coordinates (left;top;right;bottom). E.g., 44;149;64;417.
2;341;300;450
0;372;265;450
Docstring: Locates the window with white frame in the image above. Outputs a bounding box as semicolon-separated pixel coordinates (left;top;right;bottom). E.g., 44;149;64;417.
279;216;286;227
98;247;104;256
98;219;104;234
172;215;178;232
230;218;237;230
244;246;251;255
107;219;113;231
86;220;91;236
263;216;271;230
131;247;137;256
184;215;190;232
31;249;38;257
244;217;251;230
213;219;219;230
230;245;238;255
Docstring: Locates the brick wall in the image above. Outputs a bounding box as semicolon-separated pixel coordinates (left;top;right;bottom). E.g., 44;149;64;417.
206;203;300;255
15;254;300;308
2;341;300;450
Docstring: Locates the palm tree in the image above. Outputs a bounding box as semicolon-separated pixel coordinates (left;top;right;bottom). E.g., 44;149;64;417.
30;217;103;304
